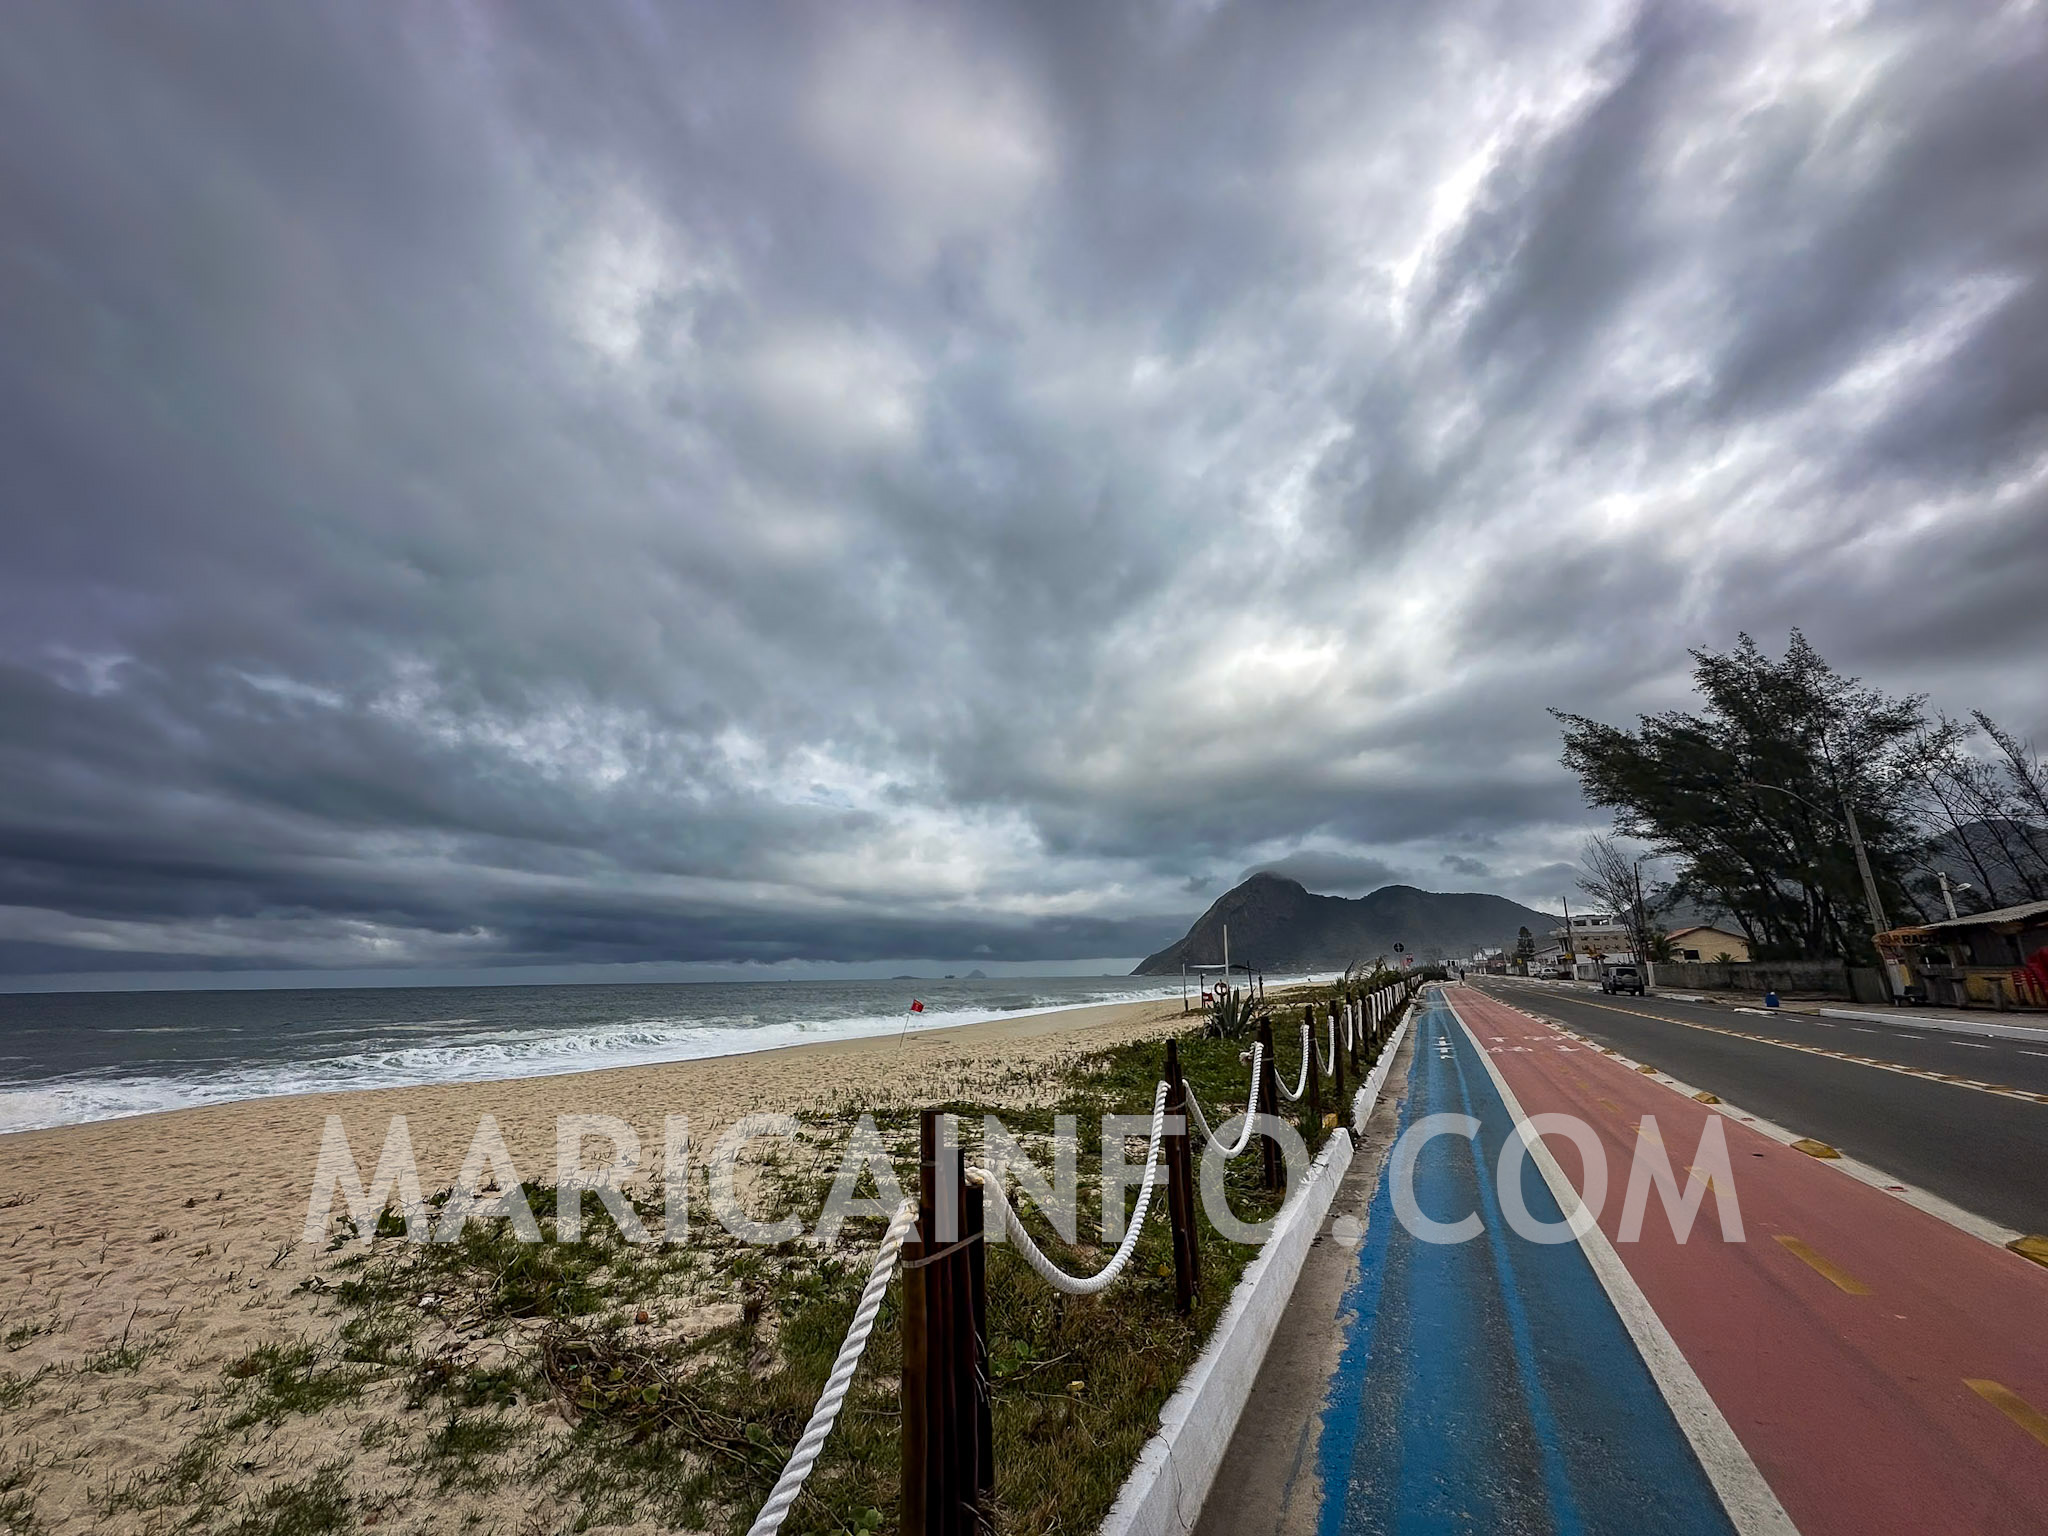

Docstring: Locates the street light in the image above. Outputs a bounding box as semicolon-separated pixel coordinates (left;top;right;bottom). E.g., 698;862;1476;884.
1936;870;1972;921
1740;777;1896;1001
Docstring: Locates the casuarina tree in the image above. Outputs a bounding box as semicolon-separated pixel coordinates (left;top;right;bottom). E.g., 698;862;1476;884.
1552;632;1949;965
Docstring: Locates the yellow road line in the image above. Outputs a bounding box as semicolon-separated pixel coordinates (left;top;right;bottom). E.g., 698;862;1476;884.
1965;1379;2048;1451
1774;1234;1872;1295
1543;994;2045;1108
2009;1234;2048;1270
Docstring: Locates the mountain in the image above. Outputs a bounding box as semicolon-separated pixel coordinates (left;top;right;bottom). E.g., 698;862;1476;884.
1907;819;2048;919
1132;874;1557;975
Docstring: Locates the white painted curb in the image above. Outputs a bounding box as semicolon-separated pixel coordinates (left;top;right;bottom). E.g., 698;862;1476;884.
1095;1127;1355;1536
1352;1011;1411;1137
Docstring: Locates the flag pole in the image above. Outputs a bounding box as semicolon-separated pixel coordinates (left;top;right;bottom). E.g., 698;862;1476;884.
898;996;926;1050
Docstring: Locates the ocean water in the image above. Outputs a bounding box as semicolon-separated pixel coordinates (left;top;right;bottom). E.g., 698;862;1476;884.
0;974;1197;1134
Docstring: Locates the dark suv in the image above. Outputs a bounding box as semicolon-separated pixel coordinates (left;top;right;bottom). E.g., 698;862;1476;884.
1601;965;1645;996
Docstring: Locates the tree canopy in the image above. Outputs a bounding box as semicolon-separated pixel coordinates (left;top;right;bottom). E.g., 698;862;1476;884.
1553;633;1942;964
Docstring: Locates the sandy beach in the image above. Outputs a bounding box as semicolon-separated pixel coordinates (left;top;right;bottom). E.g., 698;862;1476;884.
0;993;1189;1534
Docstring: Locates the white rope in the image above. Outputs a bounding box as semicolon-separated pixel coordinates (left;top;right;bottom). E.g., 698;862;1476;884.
1184;1041;1263;1155
1278;1024;1310;1102
745;1198;918;1536
980;1080;1168;1296
1315;1010;1336;1075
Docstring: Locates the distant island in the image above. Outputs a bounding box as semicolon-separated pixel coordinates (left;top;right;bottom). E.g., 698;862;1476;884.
1133;873;1554;975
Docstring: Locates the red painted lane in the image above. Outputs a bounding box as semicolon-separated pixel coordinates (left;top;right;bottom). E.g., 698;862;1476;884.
1447;985;2048;1536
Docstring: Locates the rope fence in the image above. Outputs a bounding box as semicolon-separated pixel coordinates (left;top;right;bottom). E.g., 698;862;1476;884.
1182;1040;1263;1156
977;1079;1168;1296
742;974;1427;1536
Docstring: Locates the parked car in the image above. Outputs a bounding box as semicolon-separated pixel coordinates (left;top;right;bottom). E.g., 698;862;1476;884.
1601;965;1645;996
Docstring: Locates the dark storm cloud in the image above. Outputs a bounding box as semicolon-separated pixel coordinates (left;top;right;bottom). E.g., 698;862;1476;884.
1;0;2044;977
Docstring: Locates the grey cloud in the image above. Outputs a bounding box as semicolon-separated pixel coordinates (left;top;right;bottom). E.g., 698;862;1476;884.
1496;864;1581;911
0;1;2042;977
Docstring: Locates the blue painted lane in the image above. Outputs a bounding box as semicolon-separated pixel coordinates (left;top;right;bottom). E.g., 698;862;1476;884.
1316;992;1734;1536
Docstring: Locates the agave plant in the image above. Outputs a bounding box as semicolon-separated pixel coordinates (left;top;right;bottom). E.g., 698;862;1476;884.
1203;983;1271;1042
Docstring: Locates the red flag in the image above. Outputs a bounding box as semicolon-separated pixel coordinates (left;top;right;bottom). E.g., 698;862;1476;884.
910;999;925;1012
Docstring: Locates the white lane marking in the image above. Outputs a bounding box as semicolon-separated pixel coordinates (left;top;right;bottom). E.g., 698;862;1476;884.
1499;988;2048;1108
1440;992;1797;1536
1817;1007;2048;1045
1477;998;2030;1256
1942;1040;1992;1049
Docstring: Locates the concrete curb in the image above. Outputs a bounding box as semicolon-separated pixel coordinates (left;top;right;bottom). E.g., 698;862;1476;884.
1352;1010;1412;1137
1095;1127;1356;1536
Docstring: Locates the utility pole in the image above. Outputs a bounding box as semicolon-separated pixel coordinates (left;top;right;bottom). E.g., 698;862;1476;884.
1936;870;1970;921
1561;891;1577;980
1744;777;1896;1003
1842;799;1890;937
1839;799;1902;1001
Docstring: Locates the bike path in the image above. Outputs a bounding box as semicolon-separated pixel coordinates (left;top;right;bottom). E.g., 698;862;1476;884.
1315;990;1736;1535
1453;984;2048;1536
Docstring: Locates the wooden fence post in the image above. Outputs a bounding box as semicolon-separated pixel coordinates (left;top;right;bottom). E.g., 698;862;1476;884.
963;1157;991;1503
1164;1040;1199;1314
903;1109;985;1535
1331;1003;1346;1125
1302;1005;1320;1140
902;1115;933;1535
932;1111;960;1535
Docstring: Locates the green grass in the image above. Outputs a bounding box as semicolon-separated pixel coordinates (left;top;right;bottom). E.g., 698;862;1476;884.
414;1411;526;1491
0;1372;43;1412
220;1343;371;1431
218;1462;353;1536
77;1340;161;1375
92;1435;233;1526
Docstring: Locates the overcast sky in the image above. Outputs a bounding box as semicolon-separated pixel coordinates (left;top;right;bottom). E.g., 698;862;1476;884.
3;1;2044;984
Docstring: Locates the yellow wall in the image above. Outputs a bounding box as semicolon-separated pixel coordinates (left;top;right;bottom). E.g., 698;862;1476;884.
1668;926;1751;962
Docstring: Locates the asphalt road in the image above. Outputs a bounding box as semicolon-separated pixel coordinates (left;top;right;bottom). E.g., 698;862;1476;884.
1470;979;2048;1235
1455;986;2048;1536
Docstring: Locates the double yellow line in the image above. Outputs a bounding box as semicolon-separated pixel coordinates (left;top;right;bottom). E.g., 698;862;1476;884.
1529;992;2048;1108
